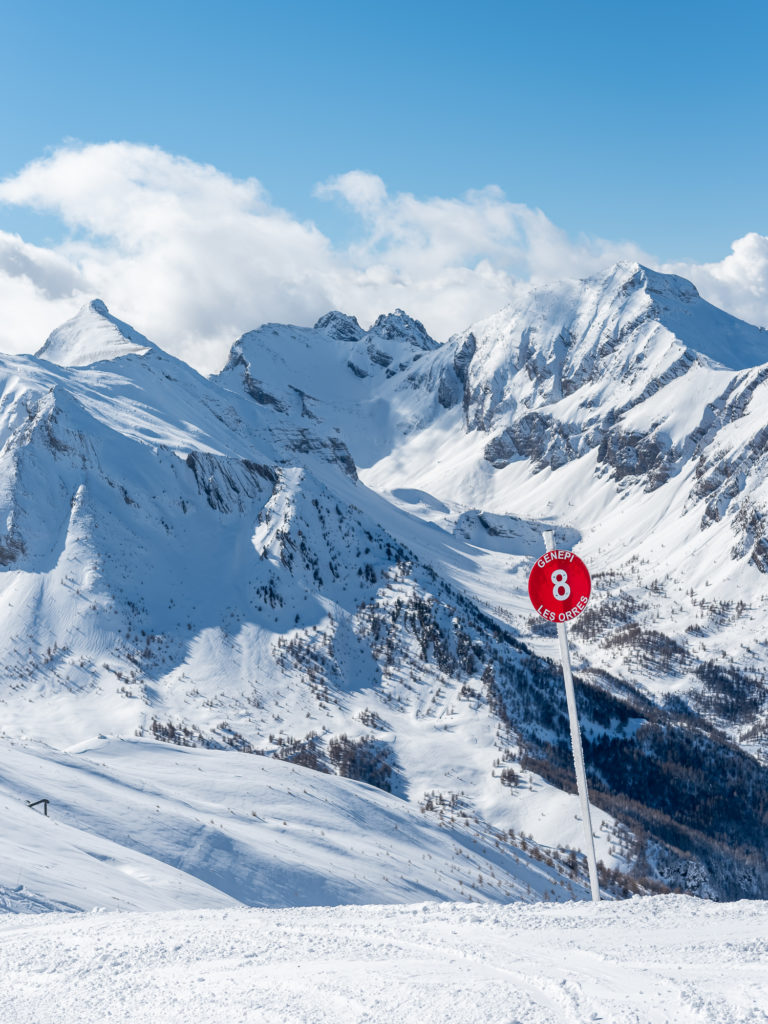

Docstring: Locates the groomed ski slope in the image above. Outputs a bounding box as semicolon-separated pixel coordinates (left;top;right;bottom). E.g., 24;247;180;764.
1;895;765;1024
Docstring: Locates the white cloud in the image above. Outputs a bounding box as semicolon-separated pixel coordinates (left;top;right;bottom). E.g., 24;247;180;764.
317;172;648;285
0;230;89;347
315;171;388;214
0;143;766;374
0;143;335;372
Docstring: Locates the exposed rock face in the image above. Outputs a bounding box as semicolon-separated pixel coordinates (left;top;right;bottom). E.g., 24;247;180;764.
242;371;286;411
314;311;365;342
437;332;477;411
596;431;672;488
283;431;358;480
369;310;439;351
484;416;576;471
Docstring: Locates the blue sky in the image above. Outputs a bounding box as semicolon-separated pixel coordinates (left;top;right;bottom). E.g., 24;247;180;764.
0;0;766;367
2;0;765;259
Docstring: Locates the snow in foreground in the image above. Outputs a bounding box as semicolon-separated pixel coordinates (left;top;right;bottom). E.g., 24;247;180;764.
1;896;765;1023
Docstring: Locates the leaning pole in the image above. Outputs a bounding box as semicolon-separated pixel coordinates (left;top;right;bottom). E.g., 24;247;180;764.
527;530;600;903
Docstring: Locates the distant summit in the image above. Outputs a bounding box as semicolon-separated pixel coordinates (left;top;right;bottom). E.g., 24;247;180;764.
36;299;156;367
314;311;364;342
369;309;439;351
582;261;765;370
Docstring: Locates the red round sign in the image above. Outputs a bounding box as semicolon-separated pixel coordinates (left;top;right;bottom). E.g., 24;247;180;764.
528;550;591;623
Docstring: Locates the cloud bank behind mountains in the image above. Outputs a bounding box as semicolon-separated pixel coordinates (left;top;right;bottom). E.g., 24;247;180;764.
0;142;766;374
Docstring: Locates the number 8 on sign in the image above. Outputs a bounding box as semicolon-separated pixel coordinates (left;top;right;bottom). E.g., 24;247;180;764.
528;550;590;623
551;569;571;601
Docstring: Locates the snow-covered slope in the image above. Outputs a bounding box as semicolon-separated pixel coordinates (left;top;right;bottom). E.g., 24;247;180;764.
3;736;589;913
2;896;766;1024
1;273;767;912
217;307;438;468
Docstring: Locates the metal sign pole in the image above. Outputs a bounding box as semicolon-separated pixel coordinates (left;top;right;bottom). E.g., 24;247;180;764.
542;530;601;903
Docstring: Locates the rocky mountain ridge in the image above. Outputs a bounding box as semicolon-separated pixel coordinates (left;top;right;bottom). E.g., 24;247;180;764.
1;263;767;909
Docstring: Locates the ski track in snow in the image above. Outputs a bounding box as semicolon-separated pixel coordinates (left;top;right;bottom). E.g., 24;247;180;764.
0;895;766;1024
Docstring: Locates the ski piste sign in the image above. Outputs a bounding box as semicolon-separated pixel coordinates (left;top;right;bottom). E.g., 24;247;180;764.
528;549;591;623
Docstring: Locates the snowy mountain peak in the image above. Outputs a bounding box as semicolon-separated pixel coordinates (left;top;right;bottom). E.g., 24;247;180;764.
36;300;157;368
631;264;699;302
313;310;365;342
370;310;439;351
594;260;698;300
584;261;766;370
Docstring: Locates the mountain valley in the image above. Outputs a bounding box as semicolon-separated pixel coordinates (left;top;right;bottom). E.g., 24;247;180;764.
2;261;767;911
